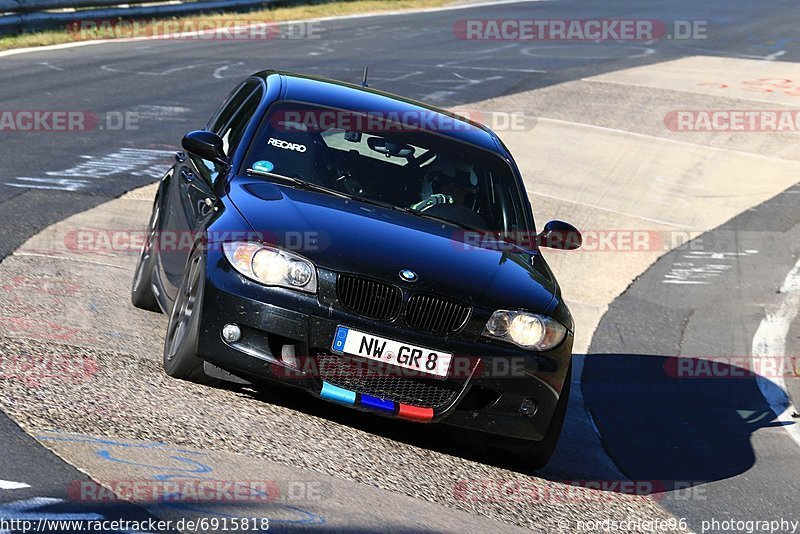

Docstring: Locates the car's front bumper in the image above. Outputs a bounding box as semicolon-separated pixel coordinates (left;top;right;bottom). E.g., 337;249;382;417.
196;249;573;441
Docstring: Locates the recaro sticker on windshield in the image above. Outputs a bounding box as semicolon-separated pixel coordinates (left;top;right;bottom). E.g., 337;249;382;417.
268;137;307;153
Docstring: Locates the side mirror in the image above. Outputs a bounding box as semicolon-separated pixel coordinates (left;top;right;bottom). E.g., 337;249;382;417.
181;130;228;165
537;220;582;250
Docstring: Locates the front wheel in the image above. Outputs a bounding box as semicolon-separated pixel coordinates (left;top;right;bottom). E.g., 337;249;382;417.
162;251;218;386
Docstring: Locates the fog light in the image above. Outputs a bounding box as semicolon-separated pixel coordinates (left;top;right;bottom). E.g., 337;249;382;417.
519;398;538;417
222;323;241;343
281;344;299;368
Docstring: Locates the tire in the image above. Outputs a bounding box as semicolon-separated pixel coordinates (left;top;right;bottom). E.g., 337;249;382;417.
162;251;219;386
490;362;572;471
131;202;162;312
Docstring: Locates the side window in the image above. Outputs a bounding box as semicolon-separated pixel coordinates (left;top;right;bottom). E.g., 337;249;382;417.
219;84;264;156
191;82;264;186
208;79;260;136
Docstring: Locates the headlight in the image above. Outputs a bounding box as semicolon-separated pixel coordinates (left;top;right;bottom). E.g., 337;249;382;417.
482;310;567;350
223;241;317;293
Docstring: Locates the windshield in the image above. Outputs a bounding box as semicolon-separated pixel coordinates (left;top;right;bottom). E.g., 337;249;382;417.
243;101;531;236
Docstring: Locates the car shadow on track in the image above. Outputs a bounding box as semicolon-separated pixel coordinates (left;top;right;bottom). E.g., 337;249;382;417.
579;353;792;493
222;351;793;494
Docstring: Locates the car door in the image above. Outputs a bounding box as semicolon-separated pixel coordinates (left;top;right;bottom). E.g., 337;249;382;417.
159;79;263;301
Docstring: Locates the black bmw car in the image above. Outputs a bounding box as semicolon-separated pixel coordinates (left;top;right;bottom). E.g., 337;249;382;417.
131;70;581;468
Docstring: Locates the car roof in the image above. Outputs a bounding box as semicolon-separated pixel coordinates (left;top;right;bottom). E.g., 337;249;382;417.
253;70;506;155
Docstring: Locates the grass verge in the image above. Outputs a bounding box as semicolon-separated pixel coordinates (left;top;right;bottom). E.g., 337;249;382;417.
0;0;451;51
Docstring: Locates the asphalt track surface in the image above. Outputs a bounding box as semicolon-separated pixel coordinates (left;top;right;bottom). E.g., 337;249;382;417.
588;183;800;527
2;0;800;532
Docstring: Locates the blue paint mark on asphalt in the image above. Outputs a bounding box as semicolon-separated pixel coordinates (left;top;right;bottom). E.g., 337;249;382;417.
38;432;326;528
97;450;214;474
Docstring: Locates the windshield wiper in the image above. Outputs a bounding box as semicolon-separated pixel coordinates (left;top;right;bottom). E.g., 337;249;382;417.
349;195;407;212
246;169;351;199
402;208;481;231
337;195;470;230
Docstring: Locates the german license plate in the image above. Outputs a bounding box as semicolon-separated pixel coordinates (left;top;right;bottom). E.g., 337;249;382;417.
331;326;452;378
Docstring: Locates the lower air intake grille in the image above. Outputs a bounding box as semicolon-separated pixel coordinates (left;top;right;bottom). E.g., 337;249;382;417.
404;294;471;334
317;355;463;409
336;274;402;321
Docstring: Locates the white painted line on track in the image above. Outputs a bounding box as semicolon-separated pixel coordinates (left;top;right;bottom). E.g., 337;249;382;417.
5;149;173;192
0;481;30;490
520;44;655;61
436;64;546;74
684;46;787;62
4;178;90;192
12;252;130;270
581;77;800;109
535;116;800;162
662;251;759;285
751;256;800;450
0;0;550;59
527;190;688;228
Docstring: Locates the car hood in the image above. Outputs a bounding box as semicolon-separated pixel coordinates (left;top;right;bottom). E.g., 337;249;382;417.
227;179;557;312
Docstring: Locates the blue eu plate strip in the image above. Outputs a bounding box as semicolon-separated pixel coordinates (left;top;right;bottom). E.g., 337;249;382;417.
360;394;394;413
320;382;356;405
332;326;349;353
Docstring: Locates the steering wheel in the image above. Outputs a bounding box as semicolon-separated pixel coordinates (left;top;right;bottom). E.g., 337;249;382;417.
329;151;365;195
335;173;363;195
418;195;452;212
